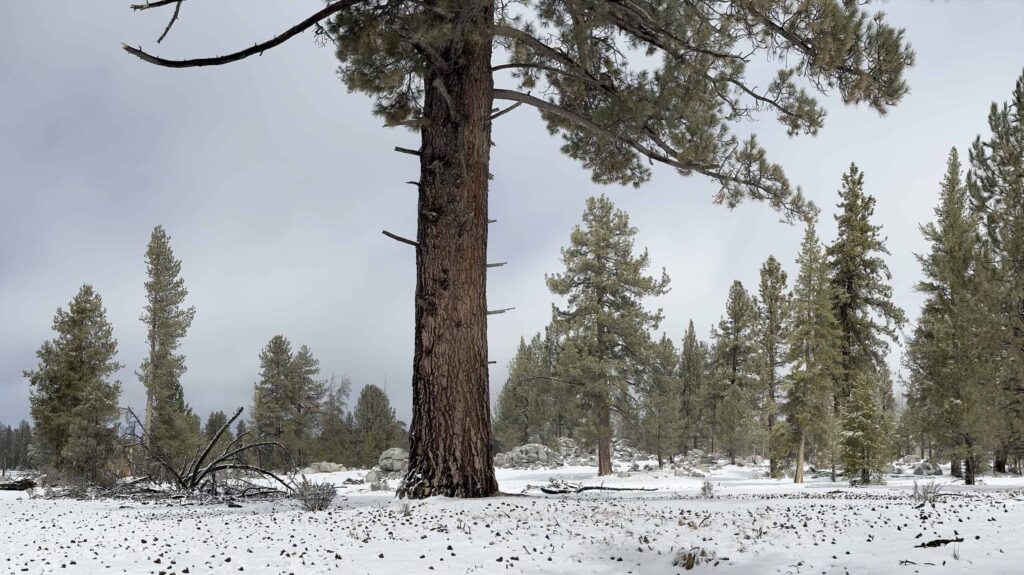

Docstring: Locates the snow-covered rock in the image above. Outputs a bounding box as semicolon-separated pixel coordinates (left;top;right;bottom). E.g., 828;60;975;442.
364;469;383;483
378;448;409;473
301;461;347;474
494;443;564;469
913;461;943;476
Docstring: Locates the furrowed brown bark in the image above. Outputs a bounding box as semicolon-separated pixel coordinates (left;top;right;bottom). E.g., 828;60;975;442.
397;1;499;499
596;392;612;476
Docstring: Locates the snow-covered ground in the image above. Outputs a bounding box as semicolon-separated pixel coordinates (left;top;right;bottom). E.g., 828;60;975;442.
3;464;1023;574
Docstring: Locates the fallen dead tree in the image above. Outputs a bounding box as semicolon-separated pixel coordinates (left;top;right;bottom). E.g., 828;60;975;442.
123;406;295;498
0;478;36;491
523;478;657;495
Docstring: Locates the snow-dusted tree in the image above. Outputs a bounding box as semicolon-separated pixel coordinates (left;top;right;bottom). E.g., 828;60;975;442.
548;195;669;475
637;334;681;467
840;371;892;483
352;384;405;467
139;226;199;465
251;337;327;468
26;285;123;482
827;165;906;413
968;72;1024;473
906;149;998;485
316;376;354;465
126;0;913;499
493;331;575;448
784;224;842;483
678;320;707;451
0;421;32;475
203;410;235;456
710;281;758;463
288;345;327;465
756;256;789;477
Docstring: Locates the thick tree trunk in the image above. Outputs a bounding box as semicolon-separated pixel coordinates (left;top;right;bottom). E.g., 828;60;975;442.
397;2;498;499
964;456;976;485
794;430;805;484
596;394;612;476
951;458;962;478
994;453;1007;474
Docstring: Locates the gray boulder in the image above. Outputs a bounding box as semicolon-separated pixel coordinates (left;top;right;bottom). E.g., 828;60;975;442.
302;461;347;474
364;469;383;483
494;443;564;469
913;461;943;476
378;448;410;473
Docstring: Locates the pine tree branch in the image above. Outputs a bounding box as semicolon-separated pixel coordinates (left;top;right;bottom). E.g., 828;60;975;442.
123;0;364;68
130;0;187;10
156;1;182;44
382;230;419;248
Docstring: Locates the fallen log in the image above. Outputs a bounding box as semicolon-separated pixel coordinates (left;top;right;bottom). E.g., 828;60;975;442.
915;537;964;548
0;478;36;491
539;483;657;495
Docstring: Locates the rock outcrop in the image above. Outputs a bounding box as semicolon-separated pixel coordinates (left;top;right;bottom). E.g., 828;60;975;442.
378;448;410;473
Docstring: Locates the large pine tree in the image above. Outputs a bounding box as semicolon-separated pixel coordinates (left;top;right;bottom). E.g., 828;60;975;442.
710;281;758;463
139;226;199;464
251;336;327;469
548;195;669;475
826;165;904;481
316;376;354;465
678;320;706;452
25;285;123;483
352;384;405;467
967;72;1024;472
906;149;997;484
637;334;681;467
126;0;913;498
493;332;571;448
756;256;789;477
784;223;842;483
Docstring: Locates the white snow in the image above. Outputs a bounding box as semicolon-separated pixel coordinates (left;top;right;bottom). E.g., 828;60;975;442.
3;464;1023;574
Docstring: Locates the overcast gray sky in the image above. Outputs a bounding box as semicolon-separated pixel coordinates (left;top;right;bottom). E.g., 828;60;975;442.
2;1;1023;426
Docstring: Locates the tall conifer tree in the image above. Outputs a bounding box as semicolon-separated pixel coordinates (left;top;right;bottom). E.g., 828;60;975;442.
638;334;681;467
678;320;705;451
711;281;758;463
26;285;123;482
139;226;198;462
967;72;1024;472
784;224;842;483
906;149;996;484
352;384;405;467
756;256;789;477
548;195;669;475
826;165;904;481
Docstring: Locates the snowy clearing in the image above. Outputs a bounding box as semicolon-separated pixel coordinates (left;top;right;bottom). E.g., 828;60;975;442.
3;464;1023;574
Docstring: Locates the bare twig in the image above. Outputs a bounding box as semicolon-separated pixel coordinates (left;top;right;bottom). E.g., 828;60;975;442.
382;230;419;247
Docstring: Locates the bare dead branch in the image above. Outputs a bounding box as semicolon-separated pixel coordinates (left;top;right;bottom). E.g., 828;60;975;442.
130;0;186;10
486;262;507;268
156;0;182;43
490;101;523;121
123;0;362;68
487;307;515;315
395;146;422;156
382;230;419;248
